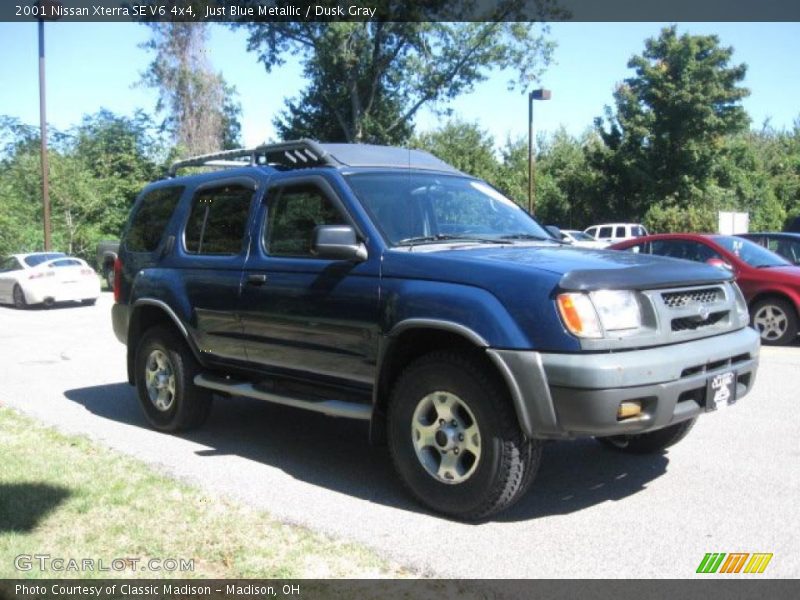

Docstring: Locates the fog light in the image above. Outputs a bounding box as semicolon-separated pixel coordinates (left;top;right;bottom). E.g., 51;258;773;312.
617;401;642;419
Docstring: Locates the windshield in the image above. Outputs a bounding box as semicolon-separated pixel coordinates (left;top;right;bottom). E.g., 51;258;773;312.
346;173;551;246
23;253;65;268
713;236;790;268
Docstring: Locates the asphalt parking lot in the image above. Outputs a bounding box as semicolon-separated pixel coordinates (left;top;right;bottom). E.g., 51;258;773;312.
1;293;798;578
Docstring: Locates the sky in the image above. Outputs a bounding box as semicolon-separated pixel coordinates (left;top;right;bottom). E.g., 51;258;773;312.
0;21;799;149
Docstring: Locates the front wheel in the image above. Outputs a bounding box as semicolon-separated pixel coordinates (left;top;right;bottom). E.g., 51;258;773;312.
388;351;541;521
598;418;697;454
134;326;212;432
751;297;798;345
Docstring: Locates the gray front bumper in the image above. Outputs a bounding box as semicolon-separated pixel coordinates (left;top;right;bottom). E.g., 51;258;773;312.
487;327;760;439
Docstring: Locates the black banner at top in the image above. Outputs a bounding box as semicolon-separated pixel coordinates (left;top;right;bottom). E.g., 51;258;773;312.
3;0;800;23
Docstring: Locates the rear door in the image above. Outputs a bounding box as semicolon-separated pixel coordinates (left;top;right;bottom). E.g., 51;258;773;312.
239;175;380;386
173;178;258;363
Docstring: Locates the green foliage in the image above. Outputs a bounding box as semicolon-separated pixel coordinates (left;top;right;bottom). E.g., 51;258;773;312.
643;203;717;234
411;120;498;182
239;8;554;143
594;26;750;220
0;111;163;261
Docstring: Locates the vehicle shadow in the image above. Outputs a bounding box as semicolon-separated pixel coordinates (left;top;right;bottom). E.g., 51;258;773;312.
63;383;668;522
0;483;71;532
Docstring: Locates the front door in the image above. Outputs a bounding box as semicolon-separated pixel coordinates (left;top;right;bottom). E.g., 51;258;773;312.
239;177;380;386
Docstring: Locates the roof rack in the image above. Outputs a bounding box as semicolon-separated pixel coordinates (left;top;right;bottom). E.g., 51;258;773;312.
167;139;337;177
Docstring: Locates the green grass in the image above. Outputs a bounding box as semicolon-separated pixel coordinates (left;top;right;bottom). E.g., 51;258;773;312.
0;407;404;579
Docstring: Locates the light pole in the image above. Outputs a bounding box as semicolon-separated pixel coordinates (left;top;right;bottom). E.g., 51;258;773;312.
528;88;551;216
38;16;51;251
36;0;61;251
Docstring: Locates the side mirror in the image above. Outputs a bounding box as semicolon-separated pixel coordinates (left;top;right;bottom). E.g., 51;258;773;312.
706;258;733;271
545;225;563;240
312;225;367;262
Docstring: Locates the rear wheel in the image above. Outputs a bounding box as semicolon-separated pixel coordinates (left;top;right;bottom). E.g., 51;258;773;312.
12;285;27;309
388;351;541;520
134;326;212;432
104;265;114;290
598;418;697;454
751;297;798;345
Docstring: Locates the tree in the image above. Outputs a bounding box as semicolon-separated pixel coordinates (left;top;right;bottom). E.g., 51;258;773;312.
139;22;242;154
594;26;750;220
0;110;166;259
239;4;554;143
412;119;499;182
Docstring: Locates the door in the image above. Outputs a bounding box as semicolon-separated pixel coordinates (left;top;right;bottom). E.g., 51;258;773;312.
174;178;257;363
239;177;380;386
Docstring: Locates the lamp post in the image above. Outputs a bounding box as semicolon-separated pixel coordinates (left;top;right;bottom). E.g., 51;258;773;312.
528;88;551;216
36;0;61;251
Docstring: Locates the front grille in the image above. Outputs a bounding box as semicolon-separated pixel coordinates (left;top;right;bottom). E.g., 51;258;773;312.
672;310;728;331
662;287;723;308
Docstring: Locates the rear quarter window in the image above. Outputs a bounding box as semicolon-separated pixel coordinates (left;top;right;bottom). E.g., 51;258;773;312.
125;186;184;252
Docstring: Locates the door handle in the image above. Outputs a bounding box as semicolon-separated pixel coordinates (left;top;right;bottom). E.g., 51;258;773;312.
246;273;267;285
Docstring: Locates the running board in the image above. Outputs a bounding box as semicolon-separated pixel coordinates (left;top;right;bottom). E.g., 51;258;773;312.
193;374;372;420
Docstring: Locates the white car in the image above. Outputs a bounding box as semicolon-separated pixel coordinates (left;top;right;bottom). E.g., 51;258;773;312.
560;229;609;249
0;253;101;309
584;223;648;244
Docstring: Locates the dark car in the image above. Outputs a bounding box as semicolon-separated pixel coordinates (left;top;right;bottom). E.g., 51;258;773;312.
111;141;759;520
610;233;800;345
738;232;800;265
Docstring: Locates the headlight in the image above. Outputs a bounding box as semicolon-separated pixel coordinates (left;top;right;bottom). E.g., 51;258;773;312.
557;290;642;338
731;282;749;321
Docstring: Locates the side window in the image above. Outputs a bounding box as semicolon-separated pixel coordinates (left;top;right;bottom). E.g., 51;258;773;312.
621;243;647;254
599;226;613;238
615;226;626;238
0;257;20;272
586;228;596;237
650;240;682;259
683;241;721;263
126;186;184;252
185;185;253;255
266;184;346;257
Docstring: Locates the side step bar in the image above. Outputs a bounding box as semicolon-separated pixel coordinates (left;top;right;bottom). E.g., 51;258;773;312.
193;374;372;420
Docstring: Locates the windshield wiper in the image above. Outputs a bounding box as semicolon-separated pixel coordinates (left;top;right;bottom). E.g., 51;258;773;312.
396;234;506;246
499;233;565;243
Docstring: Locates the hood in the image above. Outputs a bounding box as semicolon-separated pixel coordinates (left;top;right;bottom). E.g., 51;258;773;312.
382;243;732;291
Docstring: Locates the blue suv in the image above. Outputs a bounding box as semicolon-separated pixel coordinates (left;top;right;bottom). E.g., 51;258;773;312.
112;140;760;519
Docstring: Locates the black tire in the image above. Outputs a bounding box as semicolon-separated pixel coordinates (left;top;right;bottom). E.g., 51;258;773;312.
387;351;541;521
598;418;697;454
751;297;798;346
81;298;97;306
134;326;212;432
12;285;27;309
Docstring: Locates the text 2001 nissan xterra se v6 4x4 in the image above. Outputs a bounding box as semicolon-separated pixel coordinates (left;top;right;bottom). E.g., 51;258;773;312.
112;140;760;520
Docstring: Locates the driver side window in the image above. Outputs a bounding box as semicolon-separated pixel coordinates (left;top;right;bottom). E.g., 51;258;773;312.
265;184;346;257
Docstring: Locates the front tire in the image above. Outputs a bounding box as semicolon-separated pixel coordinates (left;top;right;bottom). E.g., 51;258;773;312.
13;285;27;309
598;418;697;454
388;351;541;520
134;326;212;432
751;297;798;345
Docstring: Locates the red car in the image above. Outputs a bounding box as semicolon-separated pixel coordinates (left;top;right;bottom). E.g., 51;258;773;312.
610;233;800;345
